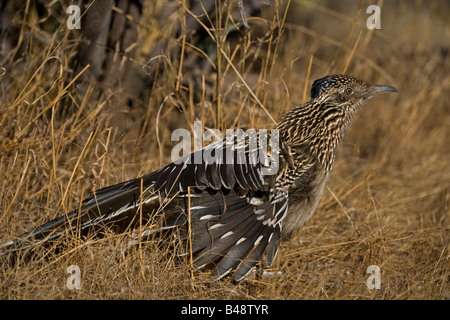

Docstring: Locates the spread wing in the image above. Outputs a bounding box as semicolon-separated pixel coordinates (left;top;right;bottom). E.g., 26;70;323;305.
1;131;310;281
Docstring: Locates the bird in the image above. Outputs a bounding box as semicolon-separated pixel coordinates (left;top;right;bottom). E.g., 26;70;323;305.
1;74;397;282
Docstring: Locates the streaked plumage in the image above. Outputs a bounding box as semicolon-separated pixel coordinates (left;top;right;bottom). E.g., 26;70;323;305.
1;74;397;282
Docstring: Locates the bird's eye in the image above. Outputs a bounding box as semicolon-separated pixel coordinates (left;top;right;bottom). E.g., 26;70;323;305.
344;87;354;95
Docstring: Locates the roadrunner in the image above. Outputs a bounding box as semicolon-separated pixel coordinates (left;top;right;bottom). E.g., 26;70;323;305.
2;74;397;282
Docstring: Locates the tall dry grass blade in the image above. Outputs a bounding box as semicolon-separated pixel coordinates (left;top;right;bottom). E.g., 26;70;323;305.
0;155;31;224
187;186;194;283
57;130;95;219
343;30;362;74
303;55;314;103
221;48;277;124
139;178;146;282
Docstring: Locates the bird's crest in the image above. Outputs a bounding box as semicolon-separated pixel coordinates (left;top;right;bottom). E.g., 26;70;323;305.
310;74;364;100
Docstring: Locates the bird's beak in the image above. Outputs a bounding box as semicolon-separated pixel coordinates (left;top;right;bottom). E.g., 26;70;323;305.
367;85;398;97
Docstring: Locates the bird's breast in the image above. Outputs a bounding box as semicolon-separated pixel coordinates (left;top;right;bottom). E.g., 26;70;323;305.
281;169;331;238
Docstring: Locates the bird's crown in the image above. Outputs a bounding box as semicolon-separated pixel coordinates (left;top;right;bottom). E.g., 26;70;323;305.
310;74;365;100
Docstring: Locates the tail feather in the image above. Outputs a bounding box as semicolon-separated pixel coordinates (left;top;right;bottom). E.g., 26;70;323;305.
232;226;272;282
192;206;258;268
211;220;267;280
1;178;147;255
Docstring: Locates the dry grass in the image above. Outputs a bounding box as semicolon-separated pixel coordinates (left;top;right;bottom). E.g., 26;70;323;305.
0;0;449;299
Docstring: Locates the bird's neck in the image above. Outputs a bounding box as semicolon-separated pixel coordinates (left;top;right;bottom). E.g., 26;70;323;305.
277;102;354;171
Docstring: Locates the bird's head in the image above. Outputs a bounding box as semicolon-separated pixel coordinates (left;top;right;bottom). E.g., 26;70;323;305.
310;74;398;115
